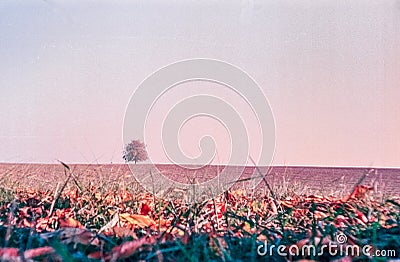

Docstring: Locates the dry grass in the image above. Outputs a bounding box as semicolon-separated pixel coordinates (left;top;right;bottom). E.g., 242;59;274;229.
0;163;399;261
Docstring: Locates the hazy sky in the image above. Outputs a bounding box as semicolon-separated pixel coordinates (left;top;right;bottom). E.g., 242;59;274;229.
0;0;399;167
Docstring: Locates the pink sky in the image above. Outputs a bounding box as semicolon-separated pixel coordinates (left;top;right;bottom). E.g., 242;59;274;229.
0;1;399;167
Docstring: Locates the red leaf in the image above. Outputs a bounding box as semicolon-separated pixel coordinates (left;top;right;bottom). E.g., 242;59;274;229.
140;203;151;215
356;211;368;223
0;248;20;259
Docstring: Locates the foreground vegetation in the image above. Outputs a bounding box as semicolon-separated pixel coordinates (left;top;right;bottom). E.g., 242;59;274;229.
0;164;399;261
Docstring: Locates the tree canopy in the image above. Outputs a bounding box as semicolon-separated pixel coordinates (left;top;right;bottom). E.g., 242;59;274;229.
123;139;148;164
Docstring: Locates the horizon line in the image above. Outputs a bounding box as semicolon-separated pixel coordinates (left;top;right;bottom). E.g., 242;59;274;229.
0;161;399;169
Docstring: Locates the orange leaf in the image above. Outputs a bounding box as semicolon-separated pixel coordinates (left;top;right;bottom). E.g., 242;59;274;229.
269;199;278;214
279;200;294;209
59;217;84;229
119;213;156;228
18;206;30;217
95;192;102;201
112;236;156;260
43;228;99;246
111;226;138;239
24;246;54;259
242;222;255;234
22;218;33;227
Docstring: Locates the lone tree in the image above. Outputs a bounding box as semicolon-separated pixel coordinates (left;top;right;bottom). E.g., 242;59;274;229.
123;139;148;164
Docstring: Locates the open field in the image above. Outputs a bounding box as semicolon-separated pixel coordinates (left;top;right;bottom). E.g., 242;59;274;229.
0;163;399;261
1;163;399;196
